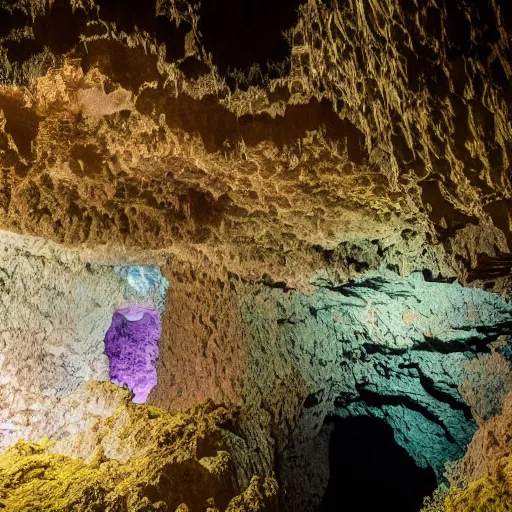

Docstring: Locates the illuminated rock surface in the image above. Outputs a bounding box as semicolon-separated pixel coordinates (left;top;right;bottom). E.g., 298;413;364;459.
0;0;511;290
0;1;512;511
105;307;161;403
0;382;278;512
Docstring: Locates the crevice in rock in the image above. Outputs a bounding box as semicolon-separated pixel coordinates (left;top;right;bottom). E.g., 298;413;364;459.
398;362;473;421
342;385;457;444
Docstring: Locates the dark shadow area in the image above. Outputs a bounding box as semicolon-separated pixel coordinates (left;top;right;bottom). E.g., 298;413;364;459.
136;89;366;161
94;0;190;62
0;94;40;159
319;416;436;512
420;180;479;239
2;0;88;63
198;0;302;84
80;40;160;92
1;0;189;67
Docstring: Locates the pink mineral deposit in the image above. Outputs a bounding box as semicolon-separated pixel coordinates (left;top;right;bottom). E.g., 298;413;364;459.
104;307;161;404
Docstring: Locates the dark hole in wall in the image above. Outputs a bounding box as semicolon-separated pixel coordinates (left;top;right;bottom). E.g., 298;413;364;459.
198;0;302;82
319;416;436;512
3;0;88;63
0;94;40;159
95;0;190;62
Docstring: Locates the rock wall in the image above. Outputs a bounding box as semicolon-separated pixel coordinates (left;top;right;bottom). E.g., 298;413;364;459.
0;0;510;289
421;354;512;512
0;230;170;451
150;259;512;510
0;231;127;448
0;382;278;512
0;1;512;510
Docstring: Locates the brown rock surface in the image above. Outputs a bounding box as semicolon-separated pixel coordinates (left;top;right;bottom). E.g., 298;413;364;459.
0;0;510;287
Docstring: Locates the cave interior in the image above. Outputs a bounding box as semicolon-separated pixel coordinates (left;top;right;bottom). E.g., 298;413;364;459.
0;0;512;511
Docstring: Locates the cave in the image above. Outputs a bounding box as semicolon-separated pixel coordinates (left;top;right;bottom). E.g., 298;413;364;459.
104;307;161;404
319;416;437;512
2;1;512;511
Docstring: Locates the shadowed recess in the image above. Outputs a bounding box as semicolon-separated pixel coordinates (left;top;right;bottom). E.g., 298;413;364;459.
198;0;302;84
319;415;437;512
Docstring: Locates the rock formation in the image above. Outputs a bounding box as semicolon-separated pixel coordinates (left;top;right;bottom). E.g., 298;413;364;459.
0;0;511;511
0;381;279;511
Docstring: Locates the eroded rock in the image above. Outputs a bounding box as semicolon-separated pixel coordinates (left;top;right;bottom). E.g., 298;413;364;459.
0;382;278;512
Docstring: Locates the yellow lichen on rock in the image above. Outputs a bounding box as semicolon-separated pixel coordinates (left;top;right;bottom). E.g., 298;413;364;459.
0;382;278;511
445;456;512;512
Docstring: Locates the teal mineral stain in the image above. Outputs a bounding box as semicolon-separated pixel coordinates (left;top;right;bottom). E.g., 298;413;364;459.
240;270;512;479
114;265;169;314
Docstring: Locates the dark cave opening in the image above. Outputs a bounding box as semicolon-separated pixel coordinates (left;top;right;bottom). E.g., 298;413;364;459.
319;416;437;512
198;0;302;85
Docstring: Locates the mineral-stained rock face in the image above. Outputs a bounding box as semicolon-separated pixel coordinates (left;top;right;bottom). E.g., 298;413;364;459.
105;307;161;404
1;1;512;511
0;231;170;450
0;230;125;449
0;382;279;512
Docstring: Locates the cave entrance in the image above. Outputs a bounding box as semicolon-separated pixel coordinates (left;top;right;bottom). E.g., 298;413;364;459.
319;415;437;512
103;265;169;404
104;307;161;404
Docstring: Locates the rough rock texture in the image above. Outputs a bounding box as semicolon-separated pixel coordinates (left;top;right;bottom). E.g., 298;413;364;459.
113;265;170;314
438;390;512;511
150;261;512;510
0;382;278;512
0;231;170;452
1;1;512;510
6;230;512;510
0;0;511;289
417;347;512;512
455;378;512;484
105;307;161;404
0;230;126;449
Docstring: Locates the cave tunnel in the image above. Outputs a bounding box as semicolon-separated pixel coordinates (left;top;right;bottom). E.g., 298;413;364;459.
104;306;161;404
319;415;437;512
104;265;169;403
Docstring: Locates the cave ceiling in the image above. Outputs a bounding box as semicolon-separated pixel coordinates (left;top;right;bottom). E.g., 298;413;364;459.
0;0;511;287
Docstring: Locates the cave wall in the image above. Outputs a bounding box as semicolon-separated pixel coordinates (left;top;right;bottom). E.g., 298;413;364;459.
149;259;512;510
0;382;279;511
0;1;512;510
0;230;510;510
0;231;172;450
0;231;126;448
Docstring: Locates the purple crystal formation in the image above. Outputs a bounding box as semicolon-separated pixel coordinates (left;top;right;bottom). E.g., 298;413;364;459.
104;307;161;404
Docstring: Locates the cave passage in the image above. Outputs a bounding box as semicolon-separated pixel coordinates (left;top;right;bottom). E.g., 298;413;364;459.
319;416;437;512
104;307;161;404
